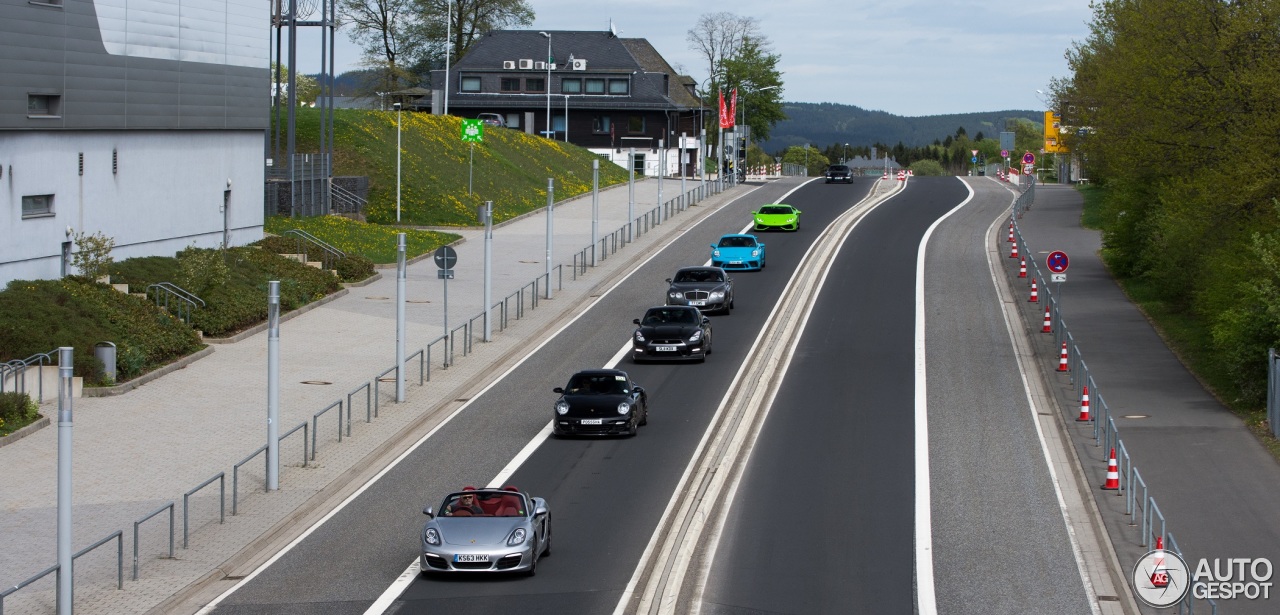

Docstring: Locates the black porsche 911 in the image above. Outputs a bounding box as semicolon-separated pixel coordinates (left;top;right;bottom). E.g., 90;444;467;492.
631;305;712;363
552;370;648;437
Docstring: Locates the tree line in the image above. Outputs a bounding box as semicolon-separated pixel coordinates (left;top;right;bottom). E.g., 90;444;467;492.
1050;0;1280;408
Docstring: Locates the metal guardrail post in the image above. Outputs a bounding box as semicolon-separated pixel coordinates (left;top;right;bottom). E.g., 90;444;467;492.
232;446;267;515
182;473;224;548
133;502;175;580
279;421;308;468
313;400;343;458
347;381;371;434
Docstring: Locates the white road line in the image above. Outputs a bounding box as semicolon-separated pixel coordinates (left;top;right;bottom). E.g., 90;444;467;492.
349;184;770;615
981;179;1102;614
914;179;976;615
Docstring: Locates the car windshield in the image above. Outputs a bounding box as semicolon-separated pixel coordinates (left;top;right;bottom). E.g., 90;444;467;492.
673;269;723;283
642;308;697;326
759;206;792;215
829;166;849;173
718;236;756;248
565;373;629;395
441;490;526;517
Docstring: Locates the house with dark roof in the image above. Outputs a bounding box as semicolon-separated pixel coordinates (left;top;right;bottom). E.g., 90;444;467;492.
429;30;706;176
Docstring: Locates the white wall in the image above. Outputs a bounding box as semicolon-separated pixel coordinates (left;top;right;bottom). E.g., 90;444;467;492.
0;130;264;286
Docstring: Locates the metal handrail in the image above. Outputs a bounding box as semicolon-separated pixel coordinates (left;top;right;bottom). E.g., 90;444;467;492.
279;229;345;271
133;502;175;580
146;282;205;326
183;473;225;548
330;183;367;215
1;349;58;402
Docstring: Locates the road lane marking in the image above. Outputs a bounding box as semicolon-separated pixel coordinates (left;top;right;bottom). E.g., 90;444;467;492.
912;180;977;614
611;178;903;614
349;183;773;615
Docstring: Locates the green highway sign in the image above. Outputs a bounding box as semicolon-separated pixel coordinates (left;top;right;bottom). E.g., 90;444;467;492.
461;119;483;143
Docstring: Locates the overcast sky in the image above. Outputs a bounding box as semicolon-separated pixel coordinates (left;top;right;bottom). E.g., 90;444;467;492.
292;0;1096;117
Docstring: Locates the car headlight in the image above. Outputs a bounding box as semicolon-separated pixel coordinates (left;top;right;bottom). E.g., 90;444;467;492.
712;249;721;257
709;291;724;300
507;528;527;546
688;329;702;342
424;527;441;546
751;249;760;257
555;401;569;415
668;291;682;299
617;401;631;415
634;330;645;343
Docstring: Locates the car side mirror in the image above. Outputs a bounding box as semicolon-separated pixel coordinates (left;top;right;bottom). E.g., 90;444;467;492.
553;387;564;394
702;317;710;324
710;243;717;249
750;210;757;215
534;504;549;517
633;318;642;325
632;385;644;394
424;506;434;517
665;278;672;284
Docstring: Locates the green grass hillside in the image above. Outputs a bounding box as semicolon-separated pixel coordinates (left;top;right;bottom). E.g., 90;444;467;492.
282;107;633;226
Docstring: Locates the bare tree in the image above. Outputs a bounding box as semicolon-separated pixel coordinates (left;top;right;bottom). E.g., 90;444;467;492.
338;0;424;91
686;12;761;85
408;0;535;71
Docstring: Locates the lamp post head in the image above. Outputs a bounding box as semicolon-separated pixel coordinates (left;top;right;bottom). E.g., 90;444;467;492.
539;31;549;38
393;102;400;110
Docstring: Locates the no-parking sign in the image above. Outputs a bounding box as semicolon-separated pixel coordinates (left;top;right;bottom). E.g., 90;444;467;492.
1047;250;1069;273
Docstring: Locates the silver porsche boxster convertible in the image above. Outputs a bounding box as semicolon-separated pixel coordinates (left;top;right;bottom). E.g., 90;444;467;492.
421;487;551;574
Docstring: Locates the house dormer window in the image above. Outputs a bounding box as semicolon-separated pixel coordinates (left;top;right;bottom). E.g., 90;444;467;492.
525;78;545;92
608;79;629;95
585;79;605;94
562;79;582;94
460;76;481;92
501;78;520;92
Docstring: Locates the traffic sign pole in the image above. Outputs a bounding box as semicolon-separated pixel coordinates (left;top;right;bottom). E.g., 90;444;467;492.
434;245;459;366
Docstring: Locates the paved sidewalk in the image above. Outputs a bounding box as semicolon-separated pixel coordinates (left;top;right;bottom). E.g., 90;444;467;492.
1009;182;1280;614
0;175;757;615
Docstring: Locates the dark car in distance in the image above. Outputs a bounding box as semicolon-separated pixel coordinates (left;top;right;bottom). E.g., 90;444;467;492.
825;164;854;183
666;266;733;314
553;370;648;437
631;305;713;363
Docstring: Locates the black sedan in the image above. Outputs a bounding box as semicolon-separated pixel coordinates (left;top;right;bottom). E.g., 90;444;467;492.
666;266;734;314
825;164;854;183
631;306;713;363
552;370;648;437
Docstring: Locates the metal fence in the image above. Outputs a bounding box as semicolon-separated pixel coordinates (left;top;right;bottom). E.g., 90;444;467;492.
1010;192;1217;614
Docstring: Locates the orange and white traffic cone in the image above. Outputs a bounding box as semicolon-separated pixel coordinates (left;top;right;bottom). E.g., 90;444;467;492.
1057;342;1069;372
1007;221;1015;243
1018;258;1027;278
1042;305;1052;333
1102;447;1120;490
1010;241;1019;259
1077;385;1091;422
1028;278;1039;303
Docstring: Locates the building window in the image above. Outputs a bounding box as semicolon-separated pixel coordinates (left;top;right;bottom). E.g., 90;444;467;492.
501;78;520;92
525;78;545;92
561;79;582;94
592;115;612;134
460;76;481;92
22;194;54;218
585;79;605;94
28;94;61;117
608;79;629;95
628;116;645;134
505;113;520;128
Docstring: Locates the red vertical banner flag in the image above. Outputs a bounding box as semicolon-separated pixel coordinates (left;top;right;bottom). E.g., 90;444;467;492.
718;90;731;129
729;88;738;127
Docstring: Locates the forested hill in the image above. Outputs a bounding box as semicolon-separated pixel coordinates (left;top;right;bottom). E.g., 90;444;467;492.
762;102;1043;152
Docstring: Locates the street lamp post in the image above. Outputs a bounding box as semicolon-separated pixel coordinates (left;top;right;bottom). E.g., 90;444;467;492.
394;102;401;222
443;0;451;116
540;32;552;138
564;94;569;142
844;143;850;165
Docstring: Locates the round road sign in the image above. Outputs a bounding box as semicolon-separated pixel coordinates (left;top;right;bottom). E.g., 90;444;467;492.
1046;250;1069;273
433;246;458;270
1022;151;1036;165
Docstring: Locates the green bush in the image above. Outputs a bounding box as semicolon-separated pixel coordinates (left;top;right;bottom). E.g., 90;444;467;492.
335;253;375;282
0;279;202;385
0;391;39;435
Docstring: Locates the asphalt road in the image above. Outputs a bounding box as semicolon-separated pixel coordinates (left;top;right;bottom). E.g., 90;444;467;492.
207;177;1101;615
206;177;872;614
698;177;1092;614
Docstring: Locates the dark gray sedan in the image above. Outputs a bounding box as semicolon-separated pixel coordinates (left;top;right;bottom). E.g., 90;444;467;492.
666;266;734;314
631;305;713;363
421;488;551;575
553;369;649;436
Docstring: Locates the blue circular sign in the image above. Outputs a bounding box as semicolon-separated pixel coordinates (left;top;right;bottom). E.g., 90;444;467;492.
1047;250;1069;273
